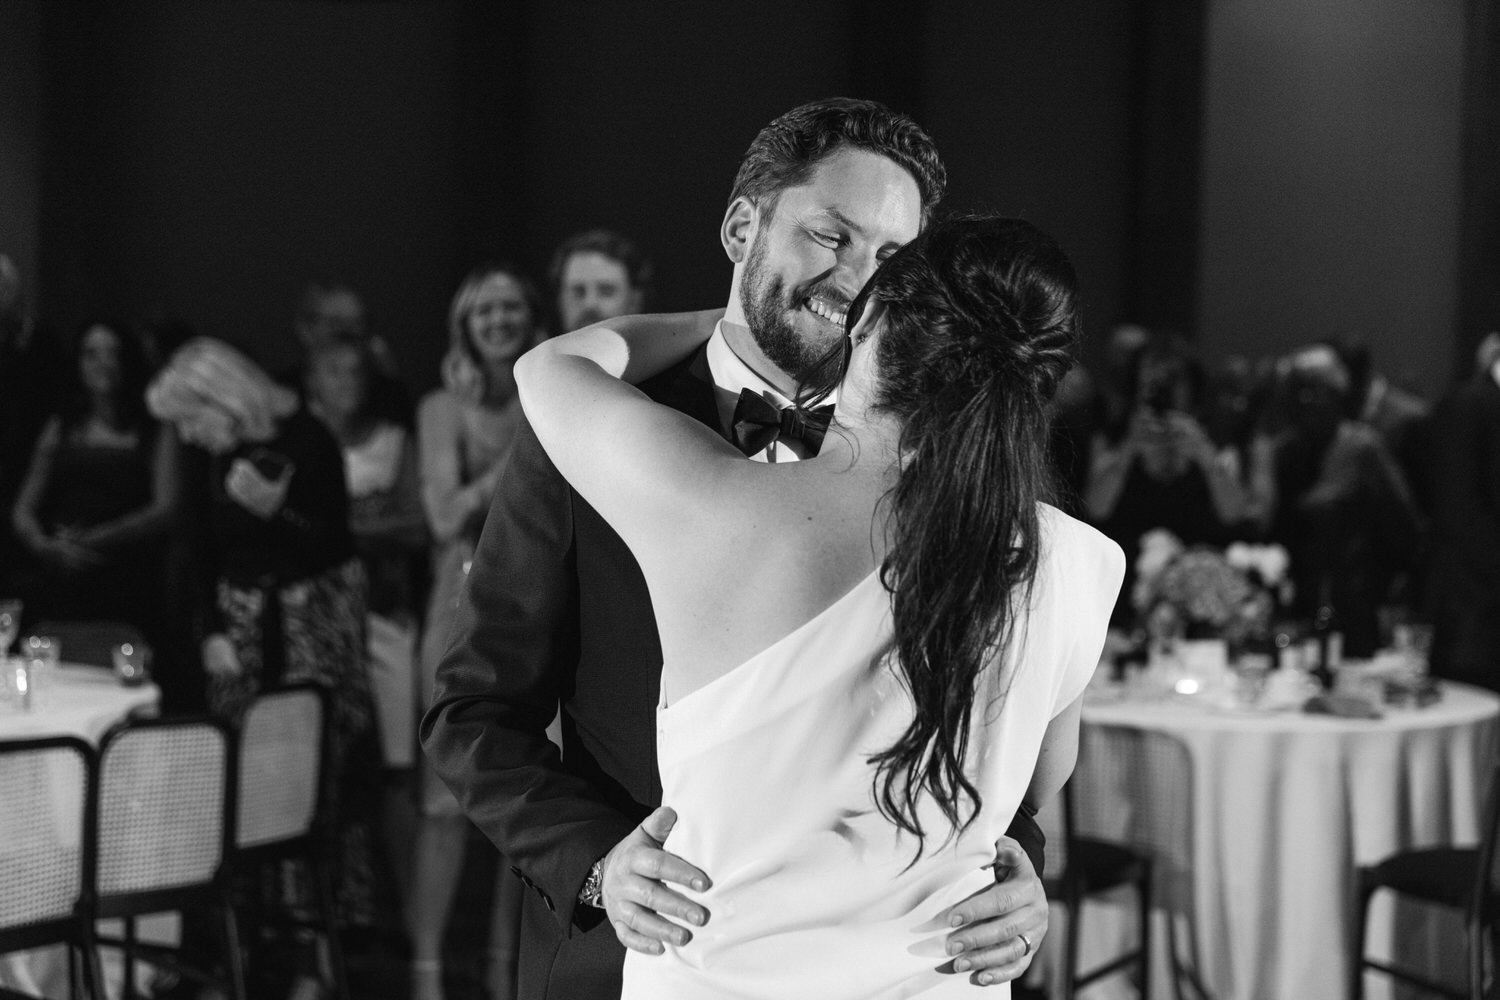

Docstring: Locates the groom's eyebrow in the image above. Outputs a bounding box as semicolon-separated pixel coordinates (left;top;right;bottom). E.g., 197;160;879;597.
818;208;864;235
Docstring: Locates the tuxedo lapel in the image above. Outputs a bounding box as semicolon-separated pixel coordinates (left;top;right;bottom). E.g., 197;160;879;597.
638;345;725;439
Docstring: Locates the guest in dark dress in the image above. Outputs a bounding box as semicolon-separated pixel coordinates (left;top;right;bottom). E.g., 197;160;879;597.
148;338;380;1000
9;319;178;644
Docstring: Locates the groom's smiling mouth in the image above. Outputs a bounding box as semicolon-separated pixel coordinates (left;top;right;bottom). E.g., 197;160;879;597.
803;295;849;329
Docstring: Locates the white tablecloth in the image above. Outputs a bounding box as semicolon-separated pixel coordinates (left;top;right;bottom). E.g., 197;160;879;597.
0;663;162;998
0;663;159;742
1054;680;1500;1000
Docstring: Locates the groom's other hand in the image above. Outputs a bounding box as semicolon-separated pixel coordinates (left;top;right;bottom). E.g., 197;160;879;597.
939;836;1048;986
603;806;713;955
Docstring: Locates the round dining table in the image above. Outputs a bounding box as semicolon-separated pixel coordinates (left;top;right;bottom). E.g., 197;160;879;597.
1049;678;1500;1000
0;661;162;1000
0;662;160;741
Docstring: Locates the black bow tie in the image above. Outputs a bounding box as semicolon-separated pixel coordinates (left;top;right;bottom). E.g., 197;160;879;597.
730;388;835;457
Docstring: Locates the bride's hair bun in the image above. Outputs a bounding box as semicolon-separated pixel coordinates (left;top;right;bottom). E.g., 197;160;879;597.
917;216;1079;404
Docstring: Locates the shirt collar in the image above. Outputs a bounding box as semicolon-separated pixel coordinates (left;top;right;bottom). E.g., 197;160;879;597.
705;321;794;407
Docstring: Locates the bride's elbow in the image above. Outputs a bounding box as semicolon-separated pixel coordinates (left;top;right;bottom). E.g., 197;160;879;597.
512;345;556;401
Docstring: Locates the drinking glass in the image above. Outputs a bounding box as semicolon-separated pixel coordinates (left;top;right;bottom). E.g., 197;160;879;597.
111;642;150;686
1393;623;1434;681
1232;654;1273;708
0;598;21;655
20;634;59;710
0;656;21;708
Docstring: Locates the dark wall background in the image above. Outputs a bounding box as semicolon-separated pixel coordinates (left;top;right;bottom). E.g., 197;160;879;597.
2;0;1147;392
0;0;44;310
32;1;463;383
1;0;1486;395
1198;0;1465;397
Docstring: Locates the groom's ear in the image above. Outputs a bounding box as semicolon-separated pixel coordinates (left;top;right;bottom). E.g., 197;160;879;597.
721;197;756;264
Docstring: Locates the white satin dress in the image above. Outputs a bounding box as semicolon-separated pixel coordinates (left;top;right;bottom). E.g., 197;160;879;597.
621;505;1124;999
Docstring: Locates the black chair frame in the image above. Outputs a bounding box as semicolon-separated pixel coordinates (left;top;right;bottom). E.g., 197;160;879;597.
86;714;245;1000
232;681;349;1000
1352;760;1500;1000
0;736;100;1000
1049;780;1154;999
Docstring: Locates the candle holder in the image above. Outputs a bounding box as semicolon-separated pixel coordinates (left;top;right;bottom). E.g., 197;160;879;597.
112;642;150;686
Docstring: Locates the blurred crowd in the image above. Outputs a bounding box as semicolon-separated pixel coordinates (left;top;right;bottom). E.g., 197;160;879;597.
2;230;1498;998
1051;322;1500;677
0;228;652;1000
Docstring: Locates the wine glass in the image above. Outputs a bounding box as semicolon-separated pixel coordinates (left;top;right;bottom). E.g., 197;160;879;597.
0;598;21;655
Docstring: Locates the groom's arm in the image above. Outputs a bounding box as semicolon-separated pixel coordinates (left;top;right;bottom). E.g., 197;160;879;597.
420;417;637;937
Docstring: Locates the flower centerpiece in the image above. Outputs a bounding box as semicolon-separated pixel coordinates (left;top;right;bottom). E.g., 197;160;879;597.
1133;530;1290;649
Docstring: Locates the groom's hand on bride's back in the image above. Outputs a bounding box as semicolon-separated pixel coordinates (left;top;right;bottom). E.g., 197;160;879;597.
938;836;1049;987
602;806;713;955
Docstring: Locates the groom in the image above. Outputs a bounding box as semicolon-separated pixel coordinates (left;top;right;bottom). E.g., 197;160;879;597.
422;98;1050;997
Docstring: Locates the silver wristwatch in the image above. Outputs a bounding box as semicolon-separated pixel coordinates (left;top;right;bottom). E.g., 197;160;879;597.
579;858;606;909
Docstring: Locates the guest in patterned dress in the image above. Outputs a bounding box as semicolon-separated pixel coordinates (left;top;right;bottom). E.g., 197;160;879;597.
148;338;380;1000
307;333;429;915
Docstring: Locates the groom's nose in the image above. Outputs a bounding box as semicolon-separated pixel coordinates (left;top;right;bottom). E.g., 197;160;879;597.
838;240;884;289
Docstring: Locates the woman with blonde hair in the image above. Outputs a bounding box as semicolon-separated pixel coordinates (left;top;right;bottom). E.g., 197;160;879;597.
412;263;543;1000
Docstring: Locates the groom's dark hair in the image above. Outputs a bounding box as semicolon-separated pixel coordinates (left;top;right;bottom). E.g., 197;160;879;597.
729;98;947;224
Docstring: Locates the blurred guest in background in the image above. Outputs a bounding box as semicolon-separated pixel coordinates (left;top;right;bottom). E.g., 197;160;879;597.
307;334;429;912
1085;333;1246;621
1203;355;1278;535
1272;344;1421;657
1334;337;1430;469
412;263;539;1000
1094;322;1151;435
1424;332;1500;692
1047;363;1099;516
0;253;65;597
549;228;652;333
149;338;380;1000
10;320;178;649
289;280;414;429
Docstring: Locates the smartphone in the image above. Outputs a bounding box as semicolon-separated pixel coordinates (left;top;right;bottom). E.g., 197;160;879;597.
247;447;294;481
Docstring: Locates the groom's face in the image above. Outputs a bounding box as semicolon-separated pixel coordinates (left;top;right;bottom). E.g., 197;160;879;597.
739;147;921;381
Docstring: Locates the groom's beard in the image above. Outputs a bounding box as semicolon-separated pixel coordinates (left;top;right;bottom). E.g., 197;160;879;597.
739;229;845;383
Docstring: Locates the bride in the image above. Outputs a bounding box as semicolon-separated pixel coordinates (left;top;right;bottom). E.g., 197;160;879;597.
514;215;1123;997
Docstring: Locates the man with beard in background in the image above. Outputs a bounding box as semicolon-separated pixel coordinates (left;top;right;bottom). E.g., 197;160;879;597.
549;228;653;333
423;99;1050;998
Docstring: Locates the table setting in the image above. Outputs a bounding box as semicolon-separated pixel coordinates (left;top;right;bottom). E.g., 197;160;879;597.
0;600;160;743
1038;536;1500;1000
0;599;169;999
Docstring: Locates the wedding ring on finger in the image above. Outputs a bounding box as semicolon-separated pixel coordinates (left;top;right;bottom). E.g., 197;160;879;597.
1018;932;1033;957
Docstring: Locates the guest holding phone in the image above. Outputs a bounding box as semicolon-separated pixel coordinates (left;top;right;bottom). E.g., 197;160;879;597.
1084;333;1246;622
148;338;380;1000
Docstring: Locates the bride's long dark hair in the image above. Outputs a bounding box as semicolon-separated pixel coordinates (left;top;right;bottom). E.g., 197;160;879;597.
802;216;1080;847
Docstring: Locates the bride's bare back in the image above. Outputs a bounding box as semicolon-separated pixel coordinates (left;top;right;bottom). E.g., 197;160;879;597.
515;309;904;705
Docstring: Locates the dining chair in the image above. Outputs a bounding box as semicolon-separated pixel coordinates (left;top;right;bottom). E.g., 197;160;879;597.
234;682;349;1000
28;622;146;671
88;715;244;1000
1351;759;1500;1000
1040;726;1212;1000
0;737;99;1000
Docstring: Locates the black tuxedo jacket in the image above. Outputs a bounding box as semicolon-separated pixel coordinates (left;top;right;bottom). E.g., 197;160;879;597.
420;347;1044;999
